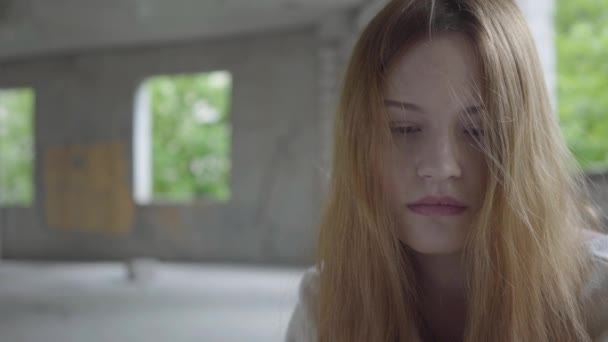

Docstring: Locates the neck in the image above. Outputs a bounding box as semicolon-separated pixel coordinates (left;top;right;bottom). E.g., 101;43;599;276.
411;251;467;342
412;251;466;298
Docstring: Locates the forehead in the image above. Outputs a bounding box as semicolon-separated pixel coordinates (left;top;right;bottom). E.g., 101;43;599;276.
384;32;481;107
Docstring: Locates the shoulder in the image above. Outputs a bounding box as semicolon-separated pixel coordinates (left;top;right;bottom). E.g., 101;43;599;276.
285;266;320;342
581;233;608;341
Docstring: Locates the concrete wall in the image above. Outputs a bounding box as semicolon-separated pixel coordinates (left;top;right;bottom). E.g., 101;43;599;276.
0;27;324;265
0;0;605;265
516;0;557;110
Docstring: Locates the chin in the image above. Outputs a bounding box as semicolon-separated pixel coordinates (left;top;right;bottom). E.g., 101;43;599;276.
408;244;463;255
399;231;466;255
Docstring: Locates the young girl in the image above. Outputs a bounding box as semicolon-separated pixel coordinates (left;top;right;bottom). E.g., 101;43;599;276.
286;0;608;341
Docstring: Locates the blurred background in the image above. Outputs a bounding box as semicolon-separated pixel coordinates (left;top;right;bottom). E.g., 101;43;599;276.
0;0;606;341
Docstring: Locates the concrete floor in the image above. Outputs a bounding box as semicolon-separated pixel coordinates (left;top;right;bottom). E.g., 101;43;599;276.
0;260;305;342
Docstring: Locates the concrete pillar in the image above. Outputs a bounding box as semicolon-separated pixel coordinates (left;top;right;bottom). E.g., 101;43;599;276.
516;0;557;112
317;11;356;187
356;0;387;31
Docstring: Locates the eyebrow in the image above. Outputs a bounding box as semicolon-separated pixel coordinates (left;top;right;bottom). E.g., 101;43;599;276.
384;99;424;112
384;99;482;116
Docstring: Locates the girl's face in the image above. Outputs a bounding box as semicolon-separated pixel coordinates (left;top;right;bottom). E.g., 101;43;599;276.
383;32;487;255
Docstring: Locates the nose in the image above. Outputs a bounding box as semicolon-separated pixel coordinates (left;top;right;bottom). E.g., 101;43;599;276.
416;133;462;181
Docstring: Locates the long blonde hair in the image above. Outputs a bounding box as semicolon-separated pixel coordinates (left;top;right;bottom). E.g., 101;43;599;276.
316;0;596;341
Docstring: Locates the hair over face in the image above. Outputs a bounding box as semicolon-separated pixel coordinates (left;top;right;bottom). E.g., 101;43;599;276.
316;0;597;341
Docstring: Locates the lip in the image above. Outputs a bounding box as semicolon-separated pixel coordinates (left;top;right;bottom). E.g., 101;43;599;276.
407;196;468;217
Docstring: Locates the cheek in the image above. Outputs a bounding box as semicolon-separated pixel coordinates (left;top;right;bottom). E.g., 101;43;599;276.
468;154;485;178
383;150;403;197
465;152;488;200
389;146;409;178
392;135;418;156
386;148;416;202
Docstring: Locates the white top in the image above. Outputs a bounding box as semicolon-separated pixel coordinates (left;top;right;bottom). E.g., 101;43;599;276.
285;235;608;341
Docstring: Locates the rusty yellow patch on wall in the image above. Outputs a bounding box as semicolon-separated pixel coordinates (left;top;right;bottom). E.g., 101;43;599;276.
44;142;134;235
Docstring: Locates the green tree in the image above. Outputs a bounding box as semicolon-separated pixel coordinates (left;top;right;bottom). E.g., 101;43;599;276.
0;88;34;205
557;0;608;170
147;72;232;202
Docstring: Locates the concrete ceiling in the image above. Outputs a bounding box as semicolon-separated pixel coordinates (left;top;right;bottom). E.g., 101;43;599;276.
0;0;365;61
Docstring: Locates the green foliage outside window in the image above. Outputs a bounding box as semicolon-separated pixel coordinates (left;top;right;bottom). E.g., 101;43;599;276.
557;0;608;171
0;88;34;205
146;72;232;202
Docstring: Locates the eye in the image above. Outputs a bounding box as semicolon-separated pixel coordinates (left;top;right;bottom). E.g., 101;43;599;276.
390;126;420;135
464;127;484;137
